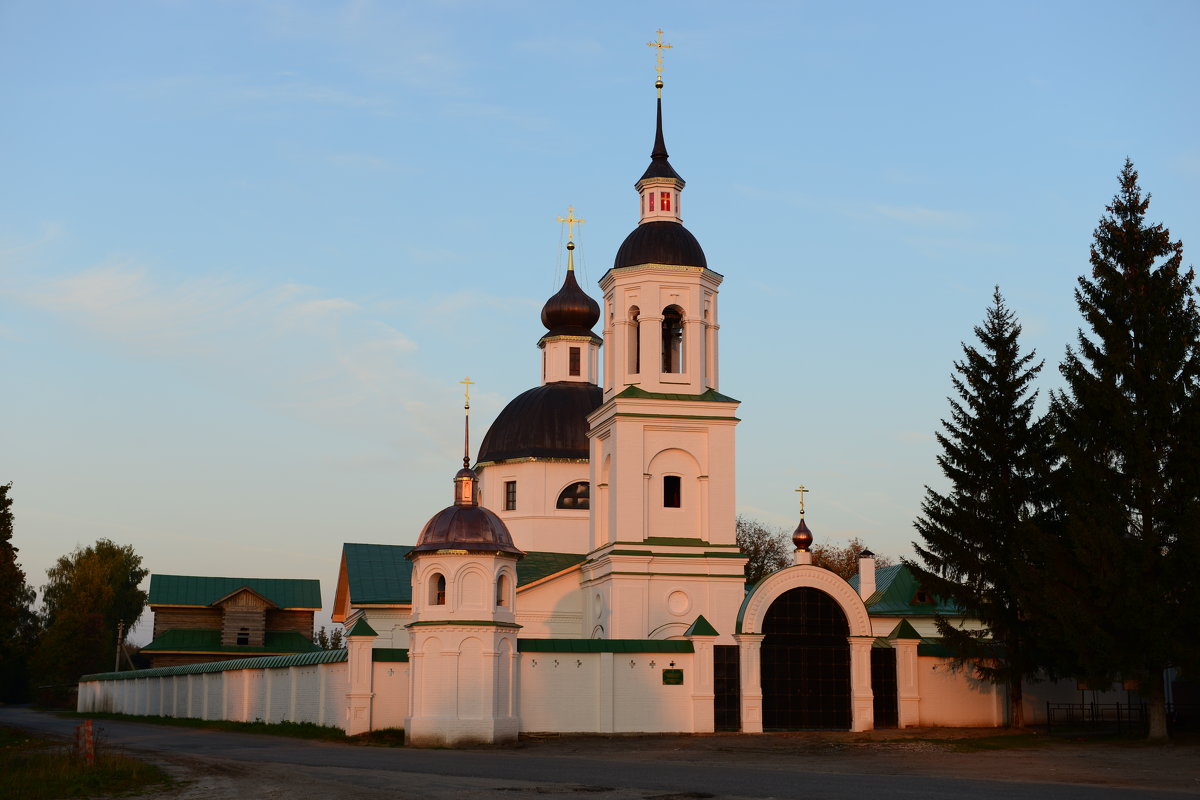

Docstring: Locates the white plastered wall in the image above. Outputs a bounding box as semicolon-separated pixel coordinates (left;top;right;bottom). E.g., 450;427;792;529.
477;460;591;554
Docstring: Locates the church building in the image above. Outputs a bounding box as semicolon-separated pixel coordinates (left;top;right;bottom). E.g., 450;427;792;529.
79;38;1056;742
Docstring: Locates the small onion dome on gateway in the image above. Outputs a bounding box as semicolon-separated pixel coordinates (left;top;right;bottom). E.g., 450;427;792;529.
792;484;813;552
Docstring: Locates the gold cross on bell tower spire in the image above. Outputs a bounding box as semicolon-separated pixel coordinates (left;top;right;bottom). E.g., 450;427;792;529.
459;377;474;468
795;484;809;516
647;28;672;97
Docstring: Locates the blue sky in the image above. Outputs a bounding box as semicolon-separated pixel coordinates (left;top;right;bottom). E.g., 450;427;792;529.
3;1;1198;640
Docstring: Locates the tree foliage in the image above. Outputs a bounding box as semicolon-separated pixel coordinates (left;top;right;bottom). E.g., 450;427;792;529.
1040;160;1200;739
0;483;39;702
811;537;893;581
908;288;1050;726
735;515;790;584
32;539;149;696
314;626;344;650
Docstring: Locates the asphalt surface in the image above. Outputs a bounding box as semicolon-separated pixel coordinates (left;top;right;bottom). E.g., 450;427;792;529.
2;707;1195;800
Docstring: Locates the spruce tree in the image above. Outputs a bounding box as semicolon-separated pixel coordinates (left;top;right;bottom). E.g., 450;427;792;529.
1044;160;1200;740
0;483;38;702
910;287;1050;727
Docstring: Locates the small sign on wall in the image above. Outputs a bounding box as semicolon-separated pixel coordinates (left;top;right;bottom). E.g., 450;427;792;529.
662;668;684;685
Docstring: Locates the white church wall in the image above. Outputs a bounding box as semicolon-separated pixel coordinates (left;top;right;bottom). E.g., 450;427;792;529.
515;570;585;638
480;461;591;555
517;651;696;733
915;656;1004;727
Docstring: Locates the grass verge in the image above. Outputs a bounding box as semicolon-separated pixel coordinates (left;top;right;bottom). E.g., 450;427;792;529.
55;712;405;745
0;726;173;800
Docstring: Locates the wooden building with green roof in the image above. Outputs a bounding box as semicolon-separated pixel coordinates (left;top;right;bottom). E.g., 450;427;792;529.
143;574;322;668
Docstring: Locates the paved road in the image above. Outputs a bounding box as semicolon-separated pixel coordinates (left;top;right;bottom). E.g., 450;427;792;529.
2;707;1193;800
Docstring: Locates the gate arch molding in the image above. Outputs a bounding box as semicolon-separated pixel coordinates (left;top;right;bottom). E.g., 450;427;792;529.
736;565;871;636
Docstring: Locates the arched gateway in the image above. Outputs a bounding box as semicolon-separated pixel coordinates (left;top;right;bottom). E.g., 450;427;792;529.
735;565;876;732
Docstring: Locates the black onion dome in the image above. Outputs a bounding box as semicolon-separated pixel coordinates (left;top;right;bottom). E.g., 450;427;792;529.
639;98;683;183
792;518;813;552
477;381;602;464
411;504;523;556
614;221;707;269
541;268;600;337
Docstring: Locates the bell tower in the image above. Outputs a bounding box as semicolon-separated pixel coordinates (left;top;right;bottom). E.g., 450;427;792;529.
583;32;745;644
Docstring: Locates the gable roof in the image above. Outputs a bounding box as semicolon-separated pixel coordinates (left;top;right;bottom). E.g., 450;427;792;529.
848;563;963;616
149;574;321;609
340;543;586;606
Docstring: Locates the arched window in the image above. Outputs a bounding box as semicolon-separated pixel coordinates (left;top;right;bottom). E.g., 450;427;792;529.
628;306;641;374
496;573;510;607
430;573;446;606
662;305;684;373
556;481;590;510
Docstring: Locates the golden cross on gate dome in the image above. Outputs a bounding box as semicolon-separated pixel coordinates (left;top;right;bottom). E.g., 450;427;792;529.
647;28;672;94
795;484;809;516
460;376;474;410
557;206;585;242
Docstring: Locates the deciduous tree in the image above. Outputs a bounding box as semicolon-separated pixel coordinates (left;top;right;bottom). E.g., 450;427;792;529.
811;537;893;581
908;288;1051;727
0;483;39;702
32;539;148;698
735;515;790;584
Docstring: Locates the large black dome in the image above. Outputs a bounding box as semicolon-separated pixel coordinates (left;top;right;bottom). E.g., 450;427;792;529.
477;381;602;464
614;221;707;270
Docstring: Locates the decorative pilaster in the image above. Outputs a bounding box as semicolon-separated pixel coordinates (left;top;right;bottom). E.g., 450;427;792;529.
848;635;876;732
345;617;378;735
685;615;719;733
734;633;764;733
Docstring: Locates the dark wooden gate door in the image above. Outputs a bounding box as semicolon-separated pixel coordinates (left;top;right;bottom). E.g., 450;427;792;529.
760;587;851;730
871;647;899;728
713;644;740;731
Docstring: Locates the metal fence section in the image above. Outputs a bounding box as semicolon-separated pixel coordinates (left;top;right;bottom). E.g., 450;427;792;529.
1046;702;1197;735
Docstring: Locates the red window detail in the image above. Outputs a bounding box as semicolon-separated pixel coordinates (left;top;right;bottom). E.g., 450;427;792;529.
661;192;671;212
648;192;655;213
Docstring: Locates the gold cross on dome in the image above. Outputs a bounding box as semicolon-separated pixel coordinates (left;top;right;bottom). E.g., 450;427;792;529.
647;29;672;93
795;484;809;516
557;206;585;242
459;376;474;410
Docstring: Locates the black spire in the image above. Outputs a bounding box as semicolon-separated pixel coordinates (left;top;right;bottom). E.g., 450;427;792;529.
639;96;683;183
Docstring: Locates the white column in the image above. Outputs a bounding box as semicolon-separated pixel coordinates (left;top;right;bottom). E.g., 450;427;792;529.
893;638;921;728
734;633;764;733
346;631;377;735
849;636;875;732
688;634;717;733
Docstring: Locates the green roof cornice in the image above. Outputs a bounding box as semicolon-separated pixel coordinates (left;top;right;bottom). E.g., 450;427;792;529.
614;385;740;404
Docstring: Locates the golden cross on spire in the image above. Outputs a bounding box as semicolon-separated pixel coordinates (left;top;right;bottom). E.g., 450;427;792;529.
647;28;672;96
459;376;474;411
557;206;585;242
795;484;809;516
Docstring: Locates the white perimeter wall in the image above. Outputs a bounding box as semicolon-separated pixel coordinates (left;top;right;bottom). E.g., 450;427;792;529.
79;662;353;731
518;651;696;733
916;656;1004;727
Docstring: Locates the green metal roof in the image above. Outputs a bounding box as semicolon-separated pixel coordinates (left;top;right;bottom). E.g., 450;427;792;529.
345;618;378;637
888;619;922;640
684;615;719;637
149;574;321;609
849;564;963;616
518;639;693;653
614;385;740;404
140;629;321;655
342;543;585;605
83;648;347;682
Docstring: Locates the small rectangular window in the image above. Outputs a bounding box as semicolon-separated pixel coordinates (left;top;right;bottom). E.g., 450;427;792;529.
661;192;671;211
505;480;517;511
648;192;655;213
663;475;681;508
569;346;581;376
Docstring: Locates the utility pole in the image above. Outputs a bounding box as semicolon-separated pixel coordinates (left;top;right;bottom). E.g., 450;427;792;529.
114;621;124;672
